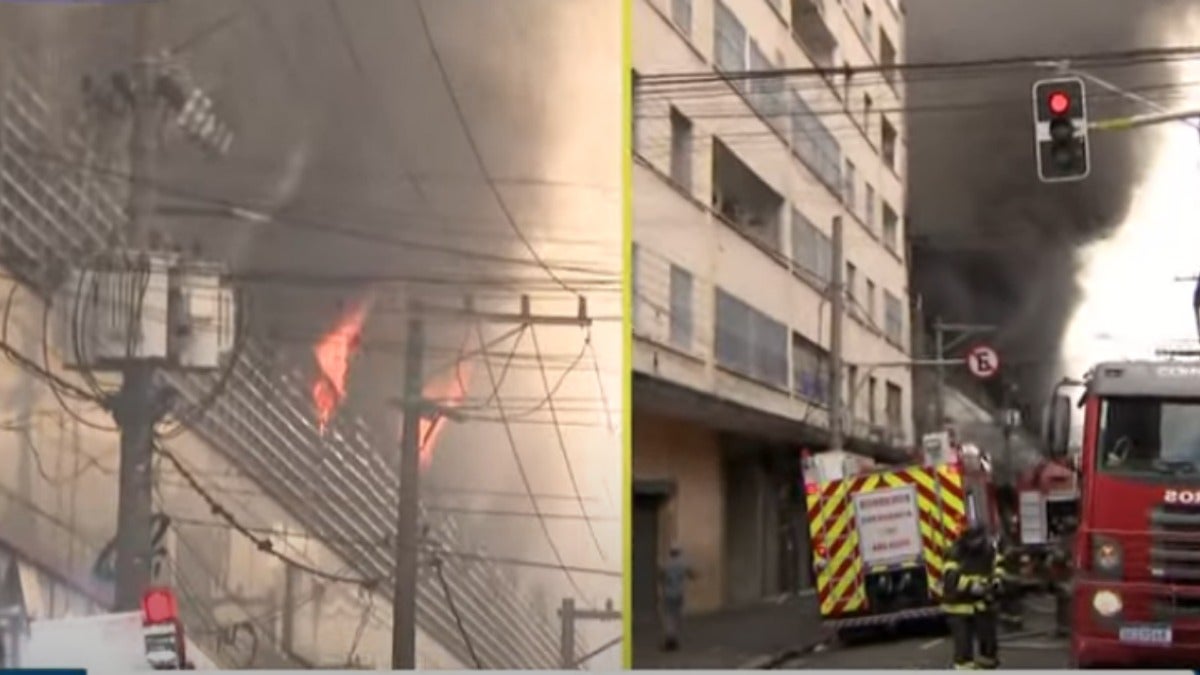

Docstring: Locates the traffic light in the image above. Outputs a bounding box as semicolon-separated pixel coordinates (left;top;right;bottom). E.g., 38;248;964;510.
1032;76;1089;182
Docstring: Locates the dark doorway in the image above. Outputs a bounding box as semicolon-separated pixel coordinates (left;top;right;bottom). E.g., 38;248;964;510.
632;481;672;629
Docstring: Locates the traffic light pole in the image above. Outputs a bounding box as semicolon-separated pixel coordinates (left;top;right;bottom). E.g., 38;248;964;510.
1091;107;1200;132
1037;60;1200;131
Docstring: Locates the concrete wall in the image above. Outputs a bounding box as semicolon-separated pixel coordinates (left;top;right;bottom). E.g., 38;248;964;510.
633;412;725;613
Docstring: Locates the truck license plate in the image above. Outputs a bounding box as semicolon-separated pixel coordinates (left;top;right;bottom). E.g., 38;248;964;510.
1118;624;1172;646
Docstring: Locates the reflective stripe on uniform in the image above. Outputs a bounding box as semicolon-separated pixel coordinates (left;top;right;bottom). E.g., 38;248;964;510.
941;602;976;615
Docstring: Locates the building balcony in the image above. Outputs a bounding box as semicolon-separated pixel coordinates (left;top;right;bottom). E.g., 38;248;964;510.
790;0;838;69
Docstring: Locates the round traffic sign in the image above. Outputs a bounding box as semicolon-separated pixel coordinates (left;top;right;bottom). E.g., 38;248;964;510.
966;344;1000;379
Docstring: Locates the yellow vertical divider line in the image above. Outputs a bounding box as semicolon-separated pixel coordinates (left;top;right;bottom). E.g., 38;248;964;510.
620;0;634;666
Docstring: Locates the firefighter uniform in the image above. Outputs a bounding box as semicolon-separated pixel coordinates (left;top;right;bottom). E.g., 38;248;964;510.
941;526;1000;669
994;546;1023;629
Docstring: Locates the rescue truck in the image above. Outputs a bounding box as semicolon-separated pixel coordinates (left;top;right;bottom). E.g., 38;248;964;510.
0;586;208;669
1046;359;1200;667
803;435;1002;635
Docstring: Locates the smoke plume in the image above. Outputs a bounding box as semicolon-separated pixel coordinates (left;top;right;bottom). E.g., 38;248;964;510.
906;0;1195;401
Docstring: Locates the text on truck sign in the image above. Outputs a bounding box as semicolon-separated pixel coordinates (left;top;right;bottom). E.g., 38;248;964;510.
852;484;923;567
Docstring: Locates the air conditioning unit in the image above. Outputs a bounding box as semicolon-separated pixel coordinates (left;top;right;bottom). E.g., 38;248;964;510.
57;254;173;369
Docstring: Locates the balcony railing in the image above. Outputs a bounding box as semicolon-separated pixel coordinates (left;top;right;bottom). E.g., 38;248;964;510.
0;53;564;668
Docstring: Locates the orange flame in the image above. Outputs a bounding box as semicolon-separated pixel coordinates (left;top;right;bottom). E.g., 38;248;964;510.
312;297;371;434
416;357;473;471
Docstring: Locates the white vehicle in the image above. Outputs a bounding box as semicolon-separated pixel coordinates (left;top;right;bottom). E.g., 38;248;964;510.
3;587;213;670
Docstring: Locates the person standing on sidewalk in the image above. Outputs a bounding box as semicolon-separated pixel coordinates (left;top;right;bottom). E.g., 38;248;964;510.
659;545;695;651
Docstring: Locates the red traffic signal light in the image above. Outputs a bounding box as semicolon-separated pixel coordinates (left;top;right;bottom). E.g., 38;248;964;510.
142;587;179;625
1048;91;1071;116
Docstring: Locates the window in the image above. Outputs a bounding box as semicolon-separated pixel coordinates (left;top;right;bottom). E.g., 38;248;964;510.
865;278;876;323
847;364;859;415
790;91;842;191
862;93;873;134
669;264;694;349
884;291;904;345
843;160;856;213
845;261;857;302
792;332;830;404
882;203;899;251
749;41;786;129
881;117;898;170
880;30;897;86
886;382;903;430
1098;398;1200;475
867;376;878;424
862;5;875;52
672;0;693;36
864;183;875;230
715;288;789;388
669;107;694;192
791;209;832;283
714;1;747;75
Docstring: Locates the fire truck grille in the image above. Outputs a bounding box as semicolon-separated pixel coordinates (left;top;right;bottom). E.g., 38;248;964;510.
1149;506;1200;585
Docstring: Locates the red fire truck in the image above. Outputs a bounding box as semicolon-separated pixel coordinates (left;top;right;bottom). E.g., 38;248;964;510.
1045;359;1200;667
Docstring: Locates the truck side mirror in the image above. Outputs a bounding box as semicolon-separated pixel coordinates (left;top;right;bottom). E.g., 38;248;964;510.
1045;394;1071;459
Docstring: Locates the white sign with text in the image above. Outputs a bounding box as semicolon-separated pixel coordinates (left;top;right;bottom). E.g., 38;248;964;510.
853;484;923;567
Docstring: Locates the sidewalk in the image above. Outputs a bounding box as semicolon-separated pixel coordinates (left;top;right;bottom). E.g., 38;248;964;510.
632;591;828;669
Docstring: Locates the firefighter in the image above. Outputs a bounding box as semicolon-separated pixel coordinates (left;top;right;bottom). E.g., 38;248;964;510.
941;524;1001;669
994;543;1024;630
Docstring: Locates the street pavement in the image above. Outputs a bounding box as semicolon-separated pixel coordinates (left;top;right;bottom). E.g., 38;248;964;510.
778;600;1070;670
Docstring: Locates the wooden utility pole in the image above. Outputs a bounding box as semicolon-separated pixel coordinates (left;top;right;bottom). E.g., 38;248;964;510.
390;296;592;669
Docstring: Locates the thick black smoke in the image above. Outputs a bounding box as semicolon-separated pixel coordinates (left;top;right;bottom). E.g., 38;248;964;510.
906;0;1196;407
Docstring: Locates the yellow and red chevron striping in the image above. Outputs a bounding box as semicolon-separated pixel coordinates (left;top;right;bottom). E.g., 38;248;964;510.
806;463;970;617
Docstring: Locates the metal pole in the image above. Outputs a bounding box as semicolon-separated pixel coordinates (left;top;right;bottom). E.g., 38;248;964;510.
559;597;576;669
1091;107;1200;131
392;315;424;669
113;3;161;612
934;318;945;430
829;216;845;452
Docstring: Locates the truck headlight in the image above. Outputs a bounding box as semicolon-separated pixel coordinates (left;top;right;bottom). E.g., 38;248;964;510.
1092;535;1122;574
1092;589;1122;617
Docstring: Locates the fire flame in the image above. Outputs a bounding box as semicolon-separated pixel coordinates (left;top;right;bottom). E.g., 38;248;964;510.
312;297;371;434
417;358;473;470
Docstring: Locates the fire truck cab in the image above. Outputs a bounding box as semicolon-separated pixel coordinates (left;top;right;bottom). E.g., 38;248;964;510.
1048;360;1200;667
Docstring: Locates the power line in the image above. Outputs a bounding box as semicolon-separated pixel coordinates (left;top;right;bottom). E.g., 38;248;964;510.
431;554;484;668
155;445;622;579
412;0;580;298
637;44;1200;86
472;320;588;599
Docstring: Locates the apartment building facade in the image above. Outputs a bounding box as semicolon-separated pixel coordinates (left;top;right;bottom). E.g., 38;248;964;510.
631;0;913;622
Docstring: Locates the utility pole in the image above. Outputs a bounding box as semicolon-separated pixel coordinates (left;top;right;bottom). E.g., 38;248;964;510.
392;314;424;670
390;296;592;669
113;3;163;612
829;216;846;452
558;597;620;669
